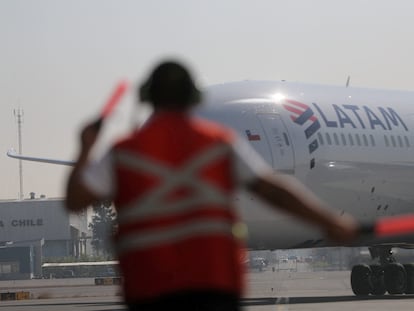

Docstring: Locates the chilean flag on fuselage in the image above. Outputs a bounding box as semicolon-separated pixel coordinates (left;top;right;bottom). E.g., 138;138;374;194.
245;130;261;141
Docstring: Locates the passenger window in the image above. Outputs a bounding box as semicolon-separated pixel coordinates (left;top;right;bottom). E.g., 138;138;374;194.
325;133;332;145
384;135;389;147
333;133;339;145
397;136;403;148
348;134;354;146
370;135;376;146
404;136;410;147
341;133;347;146
362;134;368;146
390;136;396;147
355;134;361;146
318;132;324;145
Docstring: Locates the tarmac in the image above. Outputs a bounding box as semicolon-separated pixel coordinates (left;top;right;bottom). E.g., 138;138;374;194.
1;262;414;310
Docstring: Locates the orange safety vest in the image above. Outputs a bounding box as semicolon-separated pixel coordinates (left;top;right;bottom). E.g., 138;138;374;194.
112;112;245;301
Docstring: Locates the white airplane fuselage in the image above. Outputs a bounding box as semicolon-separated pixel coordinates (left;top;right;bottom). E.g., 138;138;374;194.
7;80;414;251
197;81;414;250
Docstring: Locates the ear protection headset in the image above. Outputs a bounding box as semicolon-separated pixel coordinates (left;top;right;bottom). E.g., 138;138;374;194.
138;62;201;104
138;76;153;103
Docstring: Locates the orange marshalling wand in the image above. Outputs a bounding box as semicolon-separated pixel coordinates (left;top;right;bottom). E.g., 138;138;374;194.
93;80;129;129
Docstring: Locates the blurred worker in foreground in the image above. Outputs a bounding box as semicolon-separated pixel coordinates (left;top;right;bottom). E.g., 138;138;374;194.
66;60;359;311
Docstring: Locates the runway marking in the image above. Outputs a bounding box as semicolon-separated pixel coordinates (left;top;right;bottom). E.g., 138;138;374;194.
275;297;289;310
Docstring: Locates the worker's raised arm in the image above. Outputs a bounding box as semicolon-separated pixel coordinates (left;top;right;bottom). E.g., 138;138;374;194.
66;121;104;211
246;173;359;243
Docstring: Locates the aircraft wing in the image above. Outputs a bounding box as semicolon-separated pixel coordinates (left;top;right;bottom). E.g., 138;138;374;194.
7;149;75;166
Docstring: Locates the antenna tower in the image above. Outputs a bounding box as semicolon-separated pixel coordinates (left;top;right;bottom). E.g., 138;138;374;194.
14;108;24;200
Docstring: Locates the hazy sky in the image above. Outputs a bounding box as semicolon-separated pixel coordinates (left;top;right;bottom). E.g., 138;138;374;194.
1;0;414;200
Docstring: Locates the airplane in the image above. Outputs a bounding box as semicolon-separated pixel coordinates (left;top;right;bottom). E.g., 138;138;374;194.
7;79;414;296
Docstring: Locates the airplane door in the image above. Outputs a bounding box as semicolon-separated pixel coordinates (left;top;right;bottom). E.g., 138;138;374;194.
257;114;295;173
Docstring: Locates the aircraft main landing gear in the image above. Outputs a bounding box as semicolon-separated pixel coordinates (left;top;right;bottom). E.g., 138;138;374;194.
350;246;414;296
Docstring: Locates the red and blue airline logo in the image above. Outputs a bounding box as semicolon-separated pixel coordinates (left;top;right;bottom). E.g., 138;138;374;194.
283;99;320;154
282;99;409;154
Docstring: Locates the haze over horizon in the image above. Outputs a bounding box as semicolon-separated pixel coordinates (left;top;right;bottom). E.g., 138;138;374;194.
2;0;414;200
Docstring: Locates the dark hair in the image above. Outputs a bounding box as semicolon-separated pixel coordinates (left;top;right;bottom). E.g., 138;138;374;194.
139;61;201;109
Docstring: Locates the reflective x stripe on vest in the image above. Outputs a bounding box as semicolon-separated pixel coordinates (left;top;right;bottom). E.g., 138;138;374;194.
115;143;235;254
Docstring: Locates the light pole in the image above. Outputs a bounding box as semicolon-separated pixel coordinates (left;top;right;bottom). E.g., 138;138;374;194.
13;108;24;200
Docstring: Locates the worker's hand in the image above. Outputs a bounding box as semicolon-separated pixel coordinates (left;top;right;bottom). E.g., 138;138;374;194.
323;214;360;245
79;119;102;155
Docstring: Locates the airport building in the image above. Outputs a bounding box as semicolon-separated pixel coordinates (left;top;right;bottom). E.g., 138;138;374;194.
0;197;89;279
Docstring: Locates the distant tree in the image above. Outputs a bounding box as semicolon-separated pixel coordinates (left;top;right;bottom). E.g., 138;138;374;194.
89;200;117;258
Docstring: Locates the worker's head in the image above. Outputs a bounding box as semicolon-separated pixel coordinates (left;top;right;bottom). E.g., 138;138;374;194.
139;60;201;110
